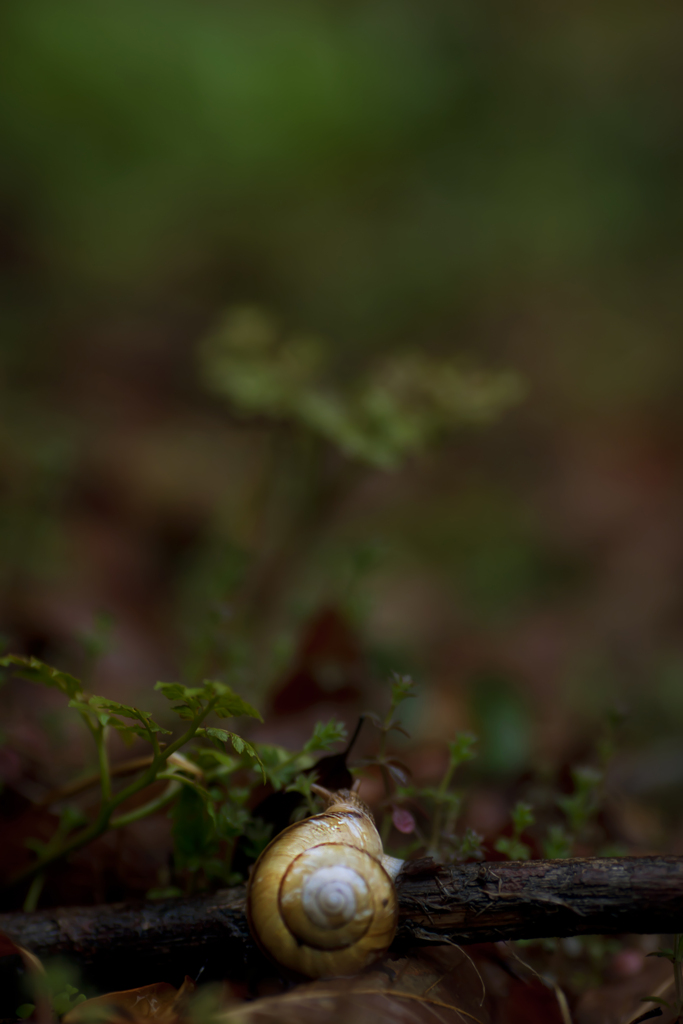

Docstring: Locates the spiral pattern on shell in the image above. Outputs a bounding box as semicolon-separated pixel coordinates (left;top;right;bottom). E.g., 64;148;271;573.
246;799;399;978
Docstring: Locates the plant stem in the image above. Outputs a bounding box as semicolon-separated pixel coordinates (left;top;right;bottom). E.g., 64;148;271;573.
148;729;161;758
96;726;112;802
427;754;461;857
110;780;182;829
78;711;112;803
11;701;217;887
377;727;394;844
38;755;157;807
22;874;45;913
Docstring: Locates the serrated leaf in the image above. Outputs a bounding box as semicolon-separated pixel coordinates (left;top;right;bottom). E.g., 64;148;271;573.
1;655;83;699
155;682;203;703
390;673;416;706
229;733;245;753
68;699;98;717
155;682;188;700
171;704;195;720
107;718;150;745
196;727;264;779
303;718;347;754
89;696;152;719
202;727;230;743
199;679;229;696
229;734;265;779
202;680;262;721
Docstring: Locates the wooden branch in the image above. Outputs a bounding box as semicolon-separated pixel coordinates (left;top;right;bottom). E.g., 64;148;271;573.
1;856;681;983
395;855;683;946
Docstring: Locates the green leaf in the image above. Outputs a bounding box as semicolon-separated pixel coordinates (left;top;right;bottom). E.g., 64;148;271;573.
448;732;477;768
156;682;204;716
0;655;83;699
511;801;535;837
229;733;265;779
88;696;143;716
171;704;196;720
68;698;99;718
156;679;261;722
107;717;154;745
454;827;484;860
201;680;263;721
156;682;195;701
542;824;573;859
285;772;319;813
16;1004;34;1019
390;673;416;708
194;727;263;776
201;727;230;743
303;718;347;754
228;733;244;754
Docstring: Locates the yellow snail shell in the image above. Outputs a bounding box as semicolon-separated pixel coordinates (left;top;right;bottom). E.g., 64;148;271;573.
246;788;403;978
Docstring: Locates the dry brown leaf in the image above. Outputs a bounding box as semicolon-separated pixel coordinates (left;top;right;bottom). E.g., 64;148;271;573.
214;945;568;1024
63;977;196;1024
214;949;485;1024
214;946;497;1024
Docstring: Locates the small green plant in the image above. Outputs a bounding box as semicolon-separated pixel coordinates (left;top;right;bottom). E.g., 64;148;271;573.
422;732;479;861
363;678;481;863
3;650;606;917
0;653;361;904
541;765;604;859
0;654;263;908
495;801;535;861
362;673;416;842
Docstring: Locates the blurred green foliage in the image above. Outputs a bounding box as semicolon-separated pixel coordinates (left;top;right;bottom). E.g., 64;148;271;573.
2;0;681;327
201;306;523;468
0;0;682;812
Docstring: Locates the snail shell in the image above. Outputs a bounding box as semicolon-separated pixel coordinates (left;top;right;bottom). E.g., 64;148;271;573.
246;788;403;978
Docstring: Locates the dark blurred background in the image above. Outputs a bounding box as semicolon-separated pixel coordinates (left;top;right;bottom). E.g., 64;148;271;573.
1;0;683;872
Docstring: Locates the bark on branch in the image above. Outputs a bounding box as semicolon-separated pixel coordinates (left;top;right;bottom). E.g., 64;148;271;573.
1;856;681;984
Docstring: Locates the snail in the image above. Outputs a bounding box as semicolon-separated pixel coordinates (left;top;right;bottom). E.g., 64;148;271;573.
246;784;404;978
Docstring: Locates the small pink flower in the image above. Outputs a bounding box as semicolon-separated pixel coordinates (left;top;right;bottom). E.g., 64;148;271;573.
392;807;416;834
